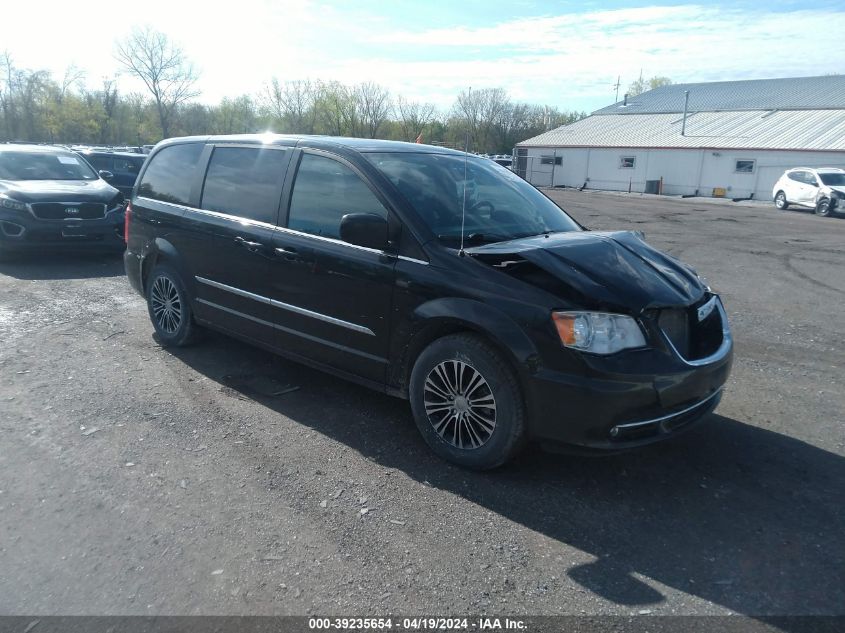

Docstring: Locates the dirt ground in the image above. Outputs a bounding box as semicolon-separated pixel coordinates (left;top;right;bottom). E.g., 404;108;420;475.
0;190;842;617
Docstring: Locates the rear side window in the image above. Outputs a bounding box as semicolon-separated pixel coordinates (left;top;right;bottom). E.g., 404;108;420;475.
787;171;806;183
138;143;204;206
287;154;387;239
201;147;288;224
113;158;141;174
86;155;113;171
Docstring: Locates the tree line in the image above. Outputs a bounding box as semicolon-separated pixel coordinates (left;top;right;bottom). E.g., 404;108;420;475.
0;29;587;154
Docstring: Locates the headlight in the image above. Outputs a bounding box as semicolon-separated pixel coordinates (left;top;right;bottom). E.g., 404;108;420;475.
0;194;27;212
552;311;647;355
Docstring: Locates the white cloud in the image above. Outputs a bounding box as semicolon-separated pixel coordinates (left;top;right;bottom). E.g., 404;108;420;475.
365;4;845;108
3;2;844;112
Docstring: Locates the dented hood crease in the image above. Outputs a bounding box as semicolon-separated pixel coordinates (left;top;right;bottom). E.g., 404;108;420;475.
469;230;705;313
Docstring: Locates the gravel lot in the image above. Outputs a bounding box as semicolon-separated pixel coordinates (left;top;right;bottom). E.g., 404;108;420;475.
0;191;842;617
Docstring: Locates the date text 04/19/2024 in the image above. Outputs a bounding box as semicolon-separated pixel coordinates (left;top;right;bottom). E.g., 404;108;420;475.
307;618;527;630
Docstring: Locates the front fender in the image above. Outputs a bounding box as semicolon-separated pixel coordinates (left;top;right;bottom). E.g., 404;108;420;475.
388;296;542;396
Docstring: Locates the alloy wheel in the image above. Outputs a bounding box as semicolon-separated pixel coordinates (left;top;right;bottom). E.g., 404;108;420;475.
775;193;786;209
423;360;497;450
150;276;182;335
816;199;831;216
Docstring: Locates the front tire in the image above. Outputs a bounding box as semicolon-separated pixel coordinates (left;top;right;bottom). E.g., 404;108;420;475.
409;334;526;469
146;264;199;347
815;198;832;217
774;191;789;210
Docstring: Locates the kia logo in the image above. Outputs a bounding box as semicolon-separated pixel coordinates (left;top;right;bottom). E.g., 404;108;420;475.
64;207;79;215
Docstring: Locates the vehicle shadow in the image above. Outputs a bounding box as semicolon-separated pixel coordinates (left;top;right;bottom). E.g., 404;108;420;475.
0;250;125;280
169;332;844;620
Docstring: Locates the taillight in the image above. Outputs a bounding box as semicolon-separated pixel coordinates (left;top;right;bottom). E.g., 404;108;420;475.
124;202;132;244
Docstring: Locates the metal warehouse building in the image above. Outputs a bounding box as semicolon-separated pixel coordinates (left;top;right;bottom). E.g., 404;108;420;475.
515;75;845;200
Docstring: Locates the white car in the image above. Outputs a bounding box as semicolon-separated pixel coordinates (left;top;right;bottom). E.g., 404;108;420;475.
772;167;845;217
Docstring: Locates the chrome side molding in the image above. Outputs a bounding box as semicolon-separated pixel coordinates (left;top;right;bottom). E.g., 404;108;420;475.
195;276;375;336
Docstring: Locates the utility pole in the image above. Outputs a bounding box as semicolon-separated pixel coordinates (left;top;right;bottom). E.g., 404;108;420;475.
613;75;621;103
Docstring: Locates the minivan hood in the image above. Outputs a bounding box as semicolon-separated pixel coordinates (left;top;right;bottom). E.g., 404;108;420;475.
0;178;119;203
468;230;705;313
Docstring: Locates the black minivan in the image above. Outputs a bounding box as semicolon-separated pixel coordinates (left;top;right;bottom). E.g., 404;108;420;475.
124;135;732;468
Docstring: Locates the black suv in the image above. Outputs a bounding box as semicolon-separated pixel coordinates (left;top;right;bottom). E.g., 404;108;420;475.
0;144;125;255
125;135;733;468
76;150;146;198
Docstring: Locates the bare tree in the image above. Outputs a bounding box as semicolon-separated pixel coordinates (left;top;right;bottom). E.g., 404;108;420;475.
59;65;85;101
213;95;257;134
396;95;436;142
356;82;391;138
319;81;362;137
1;51;19;140
260;78;320;134
115;27;199;138
454;87;510;151
97;77;119;143
18;70;51;141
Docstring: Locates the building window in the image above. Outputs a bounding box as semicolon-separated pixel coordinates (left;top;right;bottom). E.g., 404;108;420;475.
540;155;562;165
735;159;755;174
619;156;636;169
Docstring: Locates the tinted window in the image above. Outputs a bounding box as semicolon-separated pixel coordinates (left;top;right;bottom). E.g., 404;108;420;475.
366;152;581;246
0;151;98;181
201;147;288;224
805;173;819;186
85;154;113;171
788;171;807;184
138;143;204;205
288;154;387;239
113;157;142;174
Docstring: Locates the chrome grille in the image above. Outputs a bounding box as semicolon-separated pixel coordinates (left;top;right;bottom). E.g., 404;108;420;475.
30;202;107;220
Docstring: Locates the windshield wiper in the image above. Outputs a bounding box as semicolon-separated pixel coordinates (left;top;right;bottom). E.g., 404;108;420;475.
513;229;569;239
437;232;511;245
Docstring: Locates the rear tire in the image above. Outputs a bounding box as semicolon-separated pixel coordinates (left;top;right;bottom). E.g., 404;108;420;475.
774;191;789;210
146;264;199;347
409;334;526;469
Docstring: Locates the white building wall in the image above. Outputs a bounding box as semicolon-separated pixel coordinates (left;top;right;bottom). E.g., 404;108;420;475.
522;147;845;200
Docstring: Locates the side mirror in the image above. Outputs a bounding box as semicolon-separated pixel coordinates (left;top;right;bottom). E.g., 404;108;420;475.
99;170;115;182
339;213;388;250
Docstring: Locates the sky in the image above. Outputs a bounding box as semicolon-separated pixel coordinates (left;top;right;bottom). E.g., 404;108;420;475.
4;0;845;113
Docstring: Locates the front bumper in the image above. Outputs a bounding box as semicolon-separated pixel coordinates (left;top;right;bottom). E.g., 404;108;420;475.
0;206;125;251
525;298;733;451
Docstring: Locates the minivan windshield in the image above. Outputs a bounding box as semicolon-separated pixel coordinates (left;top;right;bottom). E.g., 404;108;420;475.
0;151;99;181
366;152;581;245
819;172;845;186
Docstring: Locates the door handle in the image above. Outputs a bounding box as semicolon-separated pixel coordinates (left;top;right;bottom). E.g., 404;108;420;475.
234;236;264;252
274;246;301;260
